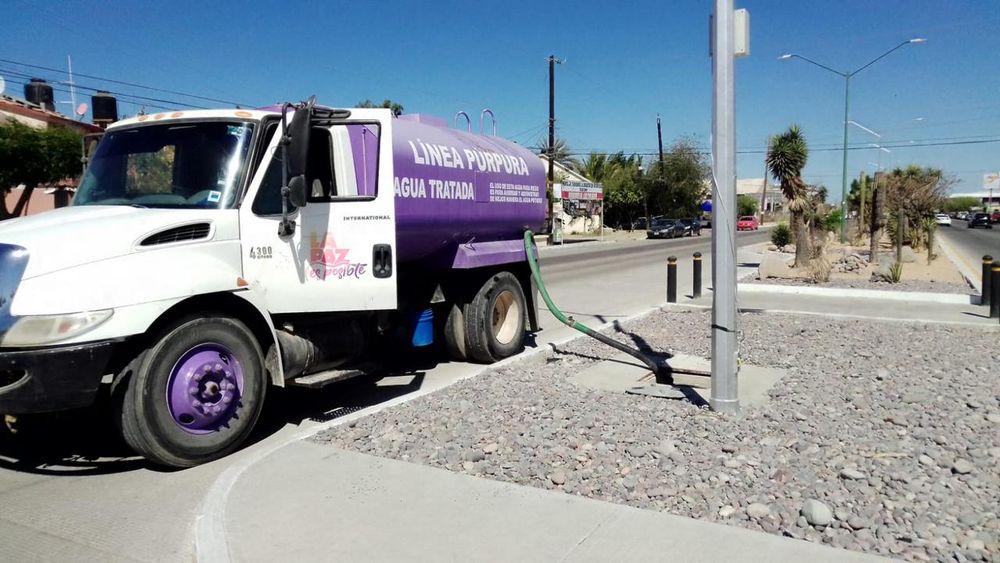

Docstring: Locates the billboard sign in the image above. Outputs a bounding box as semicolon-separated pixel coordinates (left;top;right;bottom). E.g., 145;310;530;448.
559;181;603;201
985;173;1000;192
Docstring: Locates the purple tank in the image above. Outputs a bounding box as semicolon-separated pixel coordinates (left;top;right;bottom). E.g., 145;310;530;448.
390;115;546;264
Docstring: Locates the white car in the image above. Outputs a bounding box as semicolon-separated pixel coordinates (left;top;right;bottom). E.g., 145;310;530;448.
934;213;952;226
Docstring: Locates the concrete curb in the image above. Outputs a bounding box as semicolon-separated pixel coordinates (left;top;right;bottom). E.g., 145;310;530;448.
737;281;975;305
936;232;982;295
194;303;670;563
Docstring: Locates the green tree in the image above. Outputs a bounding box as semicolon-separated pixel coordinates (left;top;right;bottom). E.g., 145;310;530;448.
767;125;812;267
356;99;404;117
600;152;643;228
943;196;980;213
642;139;709;220
882;165;951;247
0;121;83;220
737;194;759;217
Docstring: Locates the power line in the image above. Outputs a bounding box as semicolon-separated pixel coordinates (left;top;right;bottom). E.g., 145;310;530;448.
0;57;247;106
0;67;206;109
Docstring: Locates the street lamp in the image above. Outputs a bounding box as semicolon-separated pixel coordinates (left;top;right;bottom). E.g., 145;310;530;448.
779;37;926;243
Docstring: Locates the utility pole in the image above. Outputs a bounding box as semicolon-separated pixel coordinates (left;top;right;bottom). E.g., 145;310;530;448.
858;170;867;237
759;135;771;225
711;0;739;415
547;55;560;245
656;113;664;162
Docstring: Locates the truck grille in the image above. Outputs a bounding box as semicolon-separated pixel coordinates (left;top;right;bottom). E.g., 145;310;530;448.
0;369;26;389
140;223;211;246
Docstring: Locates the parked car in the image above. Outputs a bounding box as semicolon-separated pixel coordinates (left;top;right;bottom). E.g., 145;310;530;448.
934;213;952;227
736;216;759;231
992;210;1000;223
647;218;686;239
678;218;702;236
968;213;992;229
956;211;969;221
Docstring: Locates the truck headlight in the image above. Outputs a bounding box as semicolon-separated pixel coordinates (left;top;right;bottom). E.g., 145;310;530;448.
1;310;113;347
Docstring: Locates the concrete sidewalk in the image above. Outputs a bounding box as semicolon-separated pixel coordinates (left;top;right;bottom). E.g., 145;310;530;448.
217;441;885;563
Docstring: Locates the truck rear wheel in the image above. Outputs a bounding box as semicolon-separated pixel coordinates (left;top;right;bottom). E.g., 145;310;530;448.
117;316;266;468
463;272;526;363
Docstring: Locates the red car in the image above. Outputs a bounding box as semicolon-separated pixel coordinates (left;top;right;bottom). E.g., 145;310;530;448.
737;216;759;231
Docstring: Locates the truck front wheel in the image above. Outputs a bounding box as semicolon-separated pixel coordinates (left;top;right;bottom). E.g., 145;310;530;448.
117;316;266;468
463;272;527;363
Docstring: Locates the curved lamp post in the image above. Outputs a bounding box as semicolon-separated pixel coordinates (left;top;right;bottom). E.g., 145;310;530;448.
779;38;926;242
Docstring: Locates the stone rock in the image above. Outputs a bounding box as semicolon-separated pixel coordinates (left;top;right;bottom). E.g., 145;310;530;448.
871;261;893;282
840;468;865;480
719;505;736;518
847;515;871;530
482;442;499;454
899;246;917;263
463;450;486;463
550;471;566;486
626;445;648;458
747;503;771;519
767;245;778;251
654;440;677;456
759;253;796;279
951;459;974;474
801;499;834;527
622;476;638;491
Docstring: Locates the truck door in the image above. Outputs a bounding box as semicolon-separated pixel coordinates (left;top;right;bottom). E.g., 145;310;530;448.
238;117;396;313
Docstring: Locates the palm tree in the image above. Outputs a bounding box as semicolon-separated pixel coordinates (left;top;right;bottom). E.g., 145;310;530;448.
534;136;580;171
580;153;608;183
767;125;812;266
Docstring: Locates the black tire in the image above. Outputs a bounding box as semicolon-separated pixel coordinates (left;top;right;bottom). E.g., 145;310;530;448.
118;316;266;468
464;272;527;363
443;303;468;361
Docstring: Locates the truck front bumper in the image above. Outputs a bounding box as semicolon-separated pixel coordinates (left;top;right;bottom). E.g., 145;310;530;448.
0;341;115;414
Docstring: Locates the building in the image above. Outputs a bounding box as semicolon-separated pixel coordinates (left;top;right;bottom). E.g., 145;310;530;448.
537;155;603;234
1;94;102;217
737;178;783;212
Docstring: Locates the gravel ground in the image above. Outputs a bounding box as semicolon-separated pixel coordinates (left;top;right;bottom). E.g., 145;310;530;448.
746;277;974;295
316;311;999;562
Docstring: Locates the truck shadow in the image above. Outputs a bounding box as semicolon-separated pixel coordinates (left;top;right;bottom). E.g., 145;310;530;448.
0;355;437;476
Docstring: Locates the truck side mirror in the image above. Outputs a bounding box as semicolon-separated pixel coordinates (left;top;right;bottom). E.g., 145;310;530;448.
286;104;312;179
288;175;308;208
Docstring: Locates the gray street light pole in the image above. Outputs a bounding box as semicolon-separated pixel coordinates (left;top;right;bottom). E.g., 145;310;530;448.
779;38;925;243
711;0;738;415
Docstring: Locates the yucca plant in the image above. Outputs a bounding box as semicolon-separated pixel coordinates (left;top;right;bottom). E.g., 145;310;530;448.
889;261;903;283
767;126;812;267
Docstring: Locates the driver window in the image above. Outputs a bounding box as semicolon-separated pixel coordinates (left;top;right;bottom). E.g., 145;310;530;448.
306;123;380;201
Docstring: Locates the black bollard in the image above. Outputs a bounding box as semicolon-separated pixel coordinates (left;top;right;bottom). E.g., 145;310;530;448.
693;252;703;298
983;255;994;308
992;265;1000;319
667;256;677;303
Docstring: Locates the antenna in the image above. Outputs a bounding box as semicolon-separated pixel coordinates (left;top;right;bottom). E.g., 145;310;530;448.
75;102;88;118
67;55;77;110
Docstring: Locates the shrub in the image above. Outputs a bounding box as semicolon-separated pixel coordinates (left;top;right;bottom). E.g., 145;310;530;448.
822;208;844;233
771;223;792;247
889;261;903;283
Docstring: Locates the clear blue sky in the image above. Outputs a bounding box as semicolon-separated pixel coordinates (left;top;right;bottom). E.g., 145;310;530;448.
2;0;998;197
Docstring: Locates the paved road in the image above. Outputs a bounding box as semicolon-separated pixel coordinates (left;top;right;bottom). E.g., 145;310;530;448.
937;219;1000;291
0;228;770;562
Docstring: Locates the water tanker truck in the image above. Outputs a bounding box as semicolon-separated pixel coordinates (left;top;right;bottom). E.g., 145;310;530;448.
0;98;546;467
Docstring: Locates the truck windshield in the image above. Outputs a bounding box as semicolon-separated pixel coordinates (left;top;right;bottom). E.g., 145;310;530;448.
74;121;256;209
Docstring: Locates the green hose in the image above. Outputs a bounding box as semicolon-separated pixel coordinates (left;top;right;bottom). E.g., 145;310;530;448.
523;230;672;384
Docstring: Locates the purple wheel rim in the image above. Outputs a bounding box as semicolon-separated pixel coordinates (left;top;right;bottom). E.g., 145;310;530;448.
166;343;245;435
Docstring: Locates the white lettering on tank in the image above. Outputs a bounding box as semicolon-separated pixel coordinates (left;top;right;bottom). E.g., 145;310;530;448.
394;176;427;198
408;140;426;165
